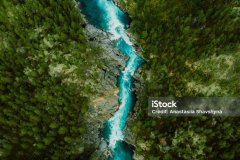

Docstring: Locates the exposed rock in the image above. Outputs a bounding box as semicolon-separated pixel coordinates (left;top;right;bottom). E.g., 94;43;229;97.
80;12;145;159
80;15;125;157
88;139;109;160
85;24;128;70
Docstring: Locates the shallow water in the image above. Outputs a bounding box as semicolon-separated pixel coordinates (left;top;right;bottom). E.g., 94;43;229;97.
79;0;144;159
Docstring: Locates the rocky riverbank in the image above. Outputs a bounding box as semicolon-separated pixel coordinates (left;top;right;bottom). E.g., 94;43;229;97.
78;6;145;160
82;15;126;144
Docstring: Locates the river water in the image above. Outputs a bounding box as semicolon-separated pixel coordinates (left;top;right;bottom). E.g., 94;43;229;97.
79;0;144;159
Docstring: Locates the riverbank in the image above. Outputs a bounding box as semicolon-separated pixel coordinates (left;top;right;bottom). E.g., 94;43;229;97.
80;14;126;158
77;1;145;159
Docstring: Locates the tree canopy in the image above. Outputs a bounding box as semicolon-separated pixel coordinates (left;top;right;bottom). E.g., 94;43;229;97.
0;0;101;159
118;0;240;159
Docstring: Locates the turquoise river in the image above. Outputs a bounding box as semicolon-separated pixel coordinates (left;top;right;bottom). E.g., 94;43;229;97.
79;0;144;159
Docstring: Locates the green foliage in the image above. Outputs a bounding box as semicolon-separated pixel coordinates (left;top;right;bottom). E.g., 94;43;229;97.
0;0;101;159
118;0;240;159
122;0;239;96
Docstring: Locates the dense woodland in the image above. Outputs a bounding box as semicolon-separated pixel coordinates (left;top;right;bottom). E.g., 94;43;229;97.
118;0;240;159
0;0;101;159
1;0;240;160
